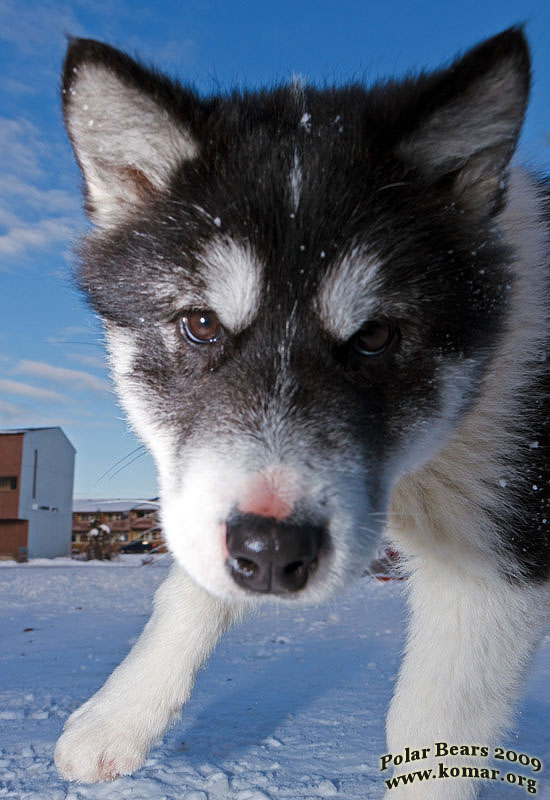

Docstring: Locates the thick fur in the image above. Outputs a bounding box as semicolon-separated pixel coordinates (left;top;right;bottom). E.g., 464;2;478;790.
56;29;549;798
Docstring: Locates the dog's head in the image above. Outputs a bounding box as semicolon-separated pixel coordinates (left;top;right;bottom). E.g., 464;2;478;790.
62;29;530;602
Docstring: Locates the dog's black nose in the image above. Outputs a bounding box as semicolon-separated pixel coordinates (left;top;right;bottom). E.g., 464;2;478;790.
226;514;325;594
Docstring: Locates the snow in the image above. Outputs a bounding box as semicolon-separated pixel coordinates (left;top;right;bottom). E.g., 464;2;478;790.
1;555;549;799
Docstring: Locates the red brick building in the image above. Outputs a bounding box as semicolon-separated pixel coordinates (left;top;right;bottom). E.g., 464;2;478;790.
72;499;163;550
0;427;75;560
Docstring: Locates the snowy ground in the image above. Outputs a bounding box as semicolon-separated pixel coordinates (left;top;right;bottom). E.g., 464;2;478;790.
1;555;549;800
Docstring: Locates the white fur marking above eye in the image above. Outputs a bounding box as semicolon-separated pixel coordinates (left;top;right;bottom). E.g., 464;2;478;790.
315;248;383;339
201;239;263;333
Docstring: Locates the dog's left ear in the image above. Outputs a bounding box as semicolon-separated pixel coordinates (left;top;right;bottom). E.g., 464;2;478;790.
62;38;200;228
395;27;530;214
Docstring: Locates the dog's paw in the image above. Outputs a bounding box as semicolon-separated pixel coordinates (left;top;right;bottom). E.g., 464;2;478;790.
55;697;153;782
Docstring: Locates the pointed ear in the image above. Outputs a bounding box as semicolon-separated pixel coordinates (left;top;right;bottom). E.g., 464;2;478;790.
395;27;531;214
62;38;200;227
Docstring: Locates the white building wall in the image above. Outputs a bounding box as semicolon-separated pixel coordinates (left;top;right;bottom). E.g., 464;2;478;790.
19;428;75;558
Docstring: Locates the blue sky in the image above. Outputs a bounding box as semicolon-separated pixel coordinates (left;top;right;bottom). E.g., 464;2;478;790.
1;0;550;499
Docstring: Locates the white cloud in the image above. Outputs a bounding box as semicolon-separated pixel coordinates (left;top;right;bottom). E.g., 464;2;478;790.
1;174;77;214
0;379;67;403
0;78;37;95
0;215;75;257
0;118;82;261
66;353;108;370
148;38;199;69
0;398;27;418
0;117;45;179
0;1;83;55
60;326;96;337
12;360;110;393
0;103;86;261
0;399;109;430
46;326;102;345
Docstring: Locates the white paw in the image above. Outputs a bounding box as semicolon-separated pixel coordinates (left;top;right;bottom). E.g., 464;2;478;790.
55;694;154;782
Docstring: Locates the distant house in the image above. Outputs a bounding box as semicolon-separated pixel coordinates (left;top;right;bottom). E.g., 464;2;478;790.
72;498;163;550
0;427;76;560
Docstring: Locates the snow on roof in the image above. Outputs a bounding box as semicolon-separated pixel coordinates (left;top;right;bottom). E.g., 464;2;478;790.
73;498;159;513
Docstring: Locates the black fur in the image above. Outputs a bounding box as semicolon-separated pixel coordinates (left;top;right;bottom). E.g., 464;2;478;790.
63;28;549;580
56;28;550;790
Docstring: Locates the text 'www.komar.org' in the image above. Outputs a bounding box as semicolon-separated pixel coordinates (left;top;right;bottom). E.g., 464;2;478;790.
385;763;538;794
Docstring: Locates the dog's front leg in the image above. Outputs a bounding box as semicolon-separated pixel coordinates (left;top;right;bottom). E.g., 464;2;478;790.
55;564;243;783
383;558;547;799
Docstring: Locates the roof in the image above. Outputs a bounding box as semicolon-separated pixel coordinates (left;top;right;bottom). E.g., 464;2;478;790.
0;427;54;434
73;498;159;513
0;427;76;451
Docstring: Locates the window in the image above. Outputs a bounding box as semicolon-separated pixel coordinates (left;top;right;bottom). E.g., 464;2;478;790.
0;476;17;491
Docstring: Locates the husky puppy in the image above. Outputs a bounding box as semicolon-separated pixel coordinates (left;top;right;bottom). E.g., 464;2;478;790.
55;28;549;798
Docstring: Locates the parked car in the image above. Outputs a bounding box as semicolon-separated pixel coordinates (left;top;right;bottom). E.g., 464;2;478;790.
119;539;155;554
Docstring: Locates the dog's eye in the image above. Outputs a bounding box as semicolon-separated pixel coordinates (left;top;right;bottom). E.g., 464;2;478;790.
179;310;222;344
353;320;395;356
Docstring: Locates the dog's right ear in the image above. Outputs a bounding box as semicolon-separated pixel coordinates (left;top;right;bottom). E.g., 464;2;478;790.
62;38;200;228
393;27;531;216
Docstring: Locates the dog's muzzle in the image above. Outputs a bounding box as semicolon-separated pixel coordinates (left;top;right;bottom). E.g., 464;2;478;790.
226;513;325;594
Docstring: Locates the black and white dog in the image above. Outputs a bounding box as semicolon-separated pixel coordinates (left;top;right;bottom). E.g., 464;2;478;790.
55;28;549;798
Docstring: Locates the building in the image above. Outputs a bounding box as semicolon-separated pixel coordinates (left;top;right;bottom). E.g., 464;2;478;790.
72;498;163;550
0;427;76;560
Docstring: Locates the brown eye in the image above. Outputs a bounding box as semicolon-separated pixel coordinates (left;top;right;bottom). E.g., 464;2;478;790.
353;320;394;356
179;310;222;344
